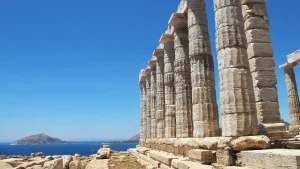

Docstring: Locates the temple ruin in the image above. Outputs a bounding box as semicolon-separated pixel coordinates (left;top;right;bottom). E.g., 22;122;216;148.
134;0;300;169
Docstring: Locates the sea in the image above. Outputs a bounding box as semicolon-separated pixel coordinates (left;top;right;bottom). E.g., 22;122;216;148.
0;142;137;156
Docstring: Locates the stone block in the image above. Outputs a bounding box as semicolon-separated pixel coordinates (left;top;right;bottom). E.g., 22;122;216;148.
254;87;278;102
216;26;246;52
249;57;275;72
188;149;216;164
215;6;242;28
247;43;273;59
230;135;270;151
216;149;235;166
244;17;269;30
252;70;277;88
241;149;300;169
217;48;249;70
245;29;271;44
148;150;178;166
287;50;300;63
62;155;73;169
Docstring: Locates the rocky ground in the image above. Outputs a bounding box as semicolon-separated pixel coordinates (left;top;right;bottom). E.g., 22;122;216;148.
107;151;145;169
0;145;144;169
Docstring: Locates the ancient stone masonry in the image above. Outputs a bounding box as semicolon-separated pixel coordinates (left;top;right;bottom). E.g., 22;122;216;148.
145;69;151;139
154;49;166;139
188;0;219;137
139;70;147;140
149;60;157;139
160;34;176;138
214;0;255;136
138;0;293;147
136;1;300;169
169;13;193;138
241;0;289;139
280;50;300;134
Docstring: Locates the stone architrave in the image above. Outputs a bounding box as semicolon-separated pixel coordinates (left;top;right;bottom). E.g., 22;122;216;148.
149;59;157;139
169;13;193;138
280;63;300;133
241;0;288;138
160;34;176;138
154;48;166;138
214;0;255;136
139;70;147;140
145;68;152;139
187;0;219;137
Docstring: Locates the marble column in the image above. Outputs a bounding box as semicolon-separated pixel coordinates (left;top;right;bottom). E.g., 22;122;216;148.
187;0;219;137
169;13;193;138
145;69;152;139
139;70;147;140
149;59;157;138
281;63;300;132
160;34;176;138
154;49;165;138
214;0;255;136
241;0;288;137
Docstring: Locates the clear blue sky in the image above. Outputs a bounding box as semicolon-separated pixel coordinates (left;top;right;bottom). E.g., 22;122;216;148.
0;1;299;142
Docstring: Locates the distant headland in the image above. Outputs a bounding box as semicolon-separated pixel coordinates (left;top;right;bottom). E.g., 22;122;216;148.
11;133;67;145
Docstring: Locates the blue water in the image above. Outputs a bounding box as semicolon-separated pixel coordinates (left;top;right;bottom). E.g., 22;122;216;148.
0;142;137;156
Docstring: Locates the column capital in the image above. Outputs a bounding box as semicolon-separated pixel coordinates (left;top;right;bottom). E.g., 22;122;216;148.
139;69;146;85
148;59;157;69
280;62;298;69
153;48;164;57
287;50;300;64
159;34;174;44
168;13;187;26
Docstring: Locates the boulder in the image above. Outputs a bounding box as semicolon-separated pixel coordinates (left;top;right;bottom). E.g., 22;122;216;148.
62;156;73;169
69;160;82;169
31;153;36;158
102;145;110;148
96;148;111;159
230;136;270;151
43;158;63;169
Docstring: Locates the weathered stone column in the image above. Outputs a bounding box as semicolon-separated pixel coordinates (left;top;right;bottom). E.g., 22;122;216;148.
169;13;193;138
139;70;147;140
160;34;176;138
145;69;152;139
187;0;219;137
214;0;255;136
241;0;288;138
154;48;166;138
281;63;300;133
149;59;157;138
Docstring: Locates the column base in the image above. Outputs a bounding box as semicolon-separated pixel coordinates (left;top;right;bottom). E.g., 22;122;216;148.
259;123;292;140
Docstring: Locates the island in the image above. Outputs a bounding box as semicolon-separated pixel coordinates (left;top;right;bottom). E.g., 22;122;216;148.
11;133;66;145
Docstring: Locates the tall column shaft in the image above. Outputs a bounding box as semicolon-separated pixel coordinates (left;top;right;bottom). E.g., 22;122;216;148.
188;0;219;137
160;34;176;138
139;80;146;140
214;0;255;136
169;14;193;138
149;61;157;138
145;70;152;139
284;64;300;131
155;49;166;138
242;0;283;124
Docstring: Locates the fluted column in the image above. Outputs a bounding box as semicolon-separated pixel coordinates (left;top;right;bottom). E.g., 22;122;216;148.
169;13;193;138
139;70;147;140
242;0;288;137
149;60;157;138
187;0;219;137
160;34;176;138
145;69;152;139
214;0;255;136
281;63;300;132
154;49;166;138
